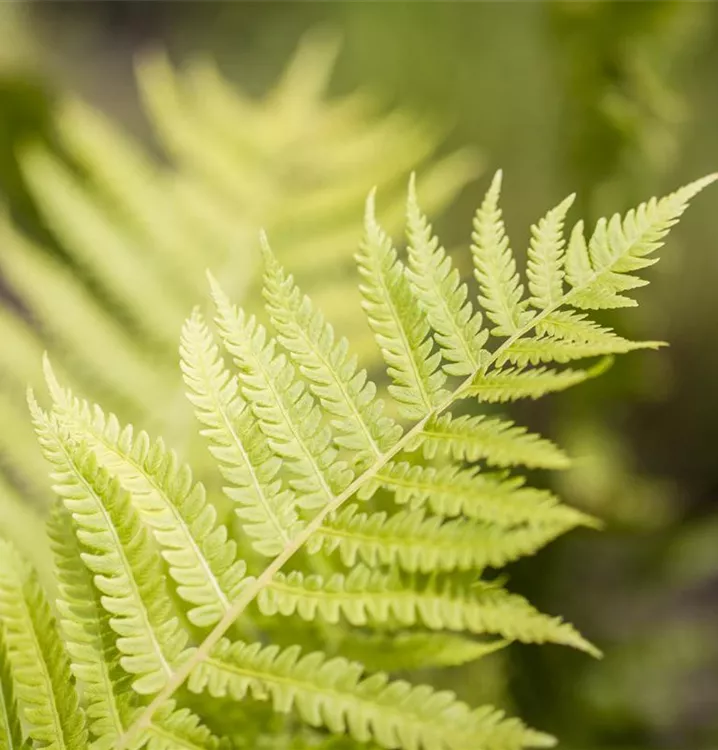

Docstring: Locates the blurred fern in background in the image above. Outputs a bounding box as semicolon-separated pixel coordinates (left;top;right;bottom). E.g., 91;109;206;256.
0;31;479;580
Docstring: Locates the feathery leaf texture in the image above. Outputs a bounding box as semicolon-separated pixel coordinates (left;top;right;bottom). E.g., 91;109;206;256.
189;639;554;750
0;623;29;750
405;176;488;376
357;193;448;418
308;504;579;574
180;310;302;556
408;413;569;469
471;171;533;336
44;362;249;628
0;540;87;749
0;32;476;507
0;169;708;750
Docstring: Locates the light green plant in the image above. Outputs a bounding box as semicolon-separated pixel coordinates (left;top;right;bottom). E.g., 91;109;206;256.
0;167;712;749
0;33;478;580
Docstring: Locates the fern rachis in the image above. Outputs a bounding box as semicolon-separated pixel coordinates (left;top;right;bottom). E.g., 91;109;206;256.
1;169;713;750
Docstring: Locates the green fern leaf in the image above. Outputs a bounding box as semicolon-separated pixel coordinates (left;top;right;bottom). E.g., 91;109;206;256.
14;169;711;750
48;501;134;749
534;309;638;345
189;639;554;750
180;309;302;556
31;401;190;695
309;504;580;573
0;540;87;749
357;193;448;418
211;277;353;511
359;462;592;529
496;335;661;368
471;171;533;336
44;364;249;629
467;360;610;403
0;624;29;750
567;174;718;309
409;413;569;469
50;501;223;750
526;194;575;309
262;239;402;469
257;568;597;654
405;175;488;375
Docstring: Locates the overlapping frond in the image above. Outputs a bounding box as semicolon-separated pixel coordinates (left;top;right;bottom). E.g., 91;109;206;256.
358;194;448;418
44;363;249;627
262;240;402;469
0;623;29;750
49;504;223;750
211;278;352;511
189;639;553;750
30;400;190;695
180;310;301;556
48;502;134;749
0;540;87;749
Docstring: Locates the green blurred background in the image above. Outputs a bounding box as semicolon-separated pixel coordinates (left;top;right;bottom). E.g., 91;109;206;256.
1;2;717;749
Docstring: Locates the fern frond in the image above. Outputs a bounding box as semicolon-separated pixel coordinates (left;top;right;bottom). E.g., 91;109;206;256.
409;413;569;469
405;175;488;375
189;639;554;750
180;310;301;556
357;193;448;418
55;99;208;297
211;277;353;511
0;540;87;749
257;568;597;654
567;174;718;309
526;194;575;309
467;360;610;403
16;169;712;750
0;624;29;750
534;309;636;345
261;240;402;469
44;365;249;629
471;171;532;336
19;146;186;350
496;336;662;368
308;505;578;574
359;462;592;529
50;503;222;750
0;221;168;417
30;400;190;695
48;501;134;749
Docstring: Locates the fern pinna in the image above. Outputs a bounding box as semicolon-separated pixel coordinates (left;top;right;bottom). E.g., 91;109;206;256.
0;170;713;750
